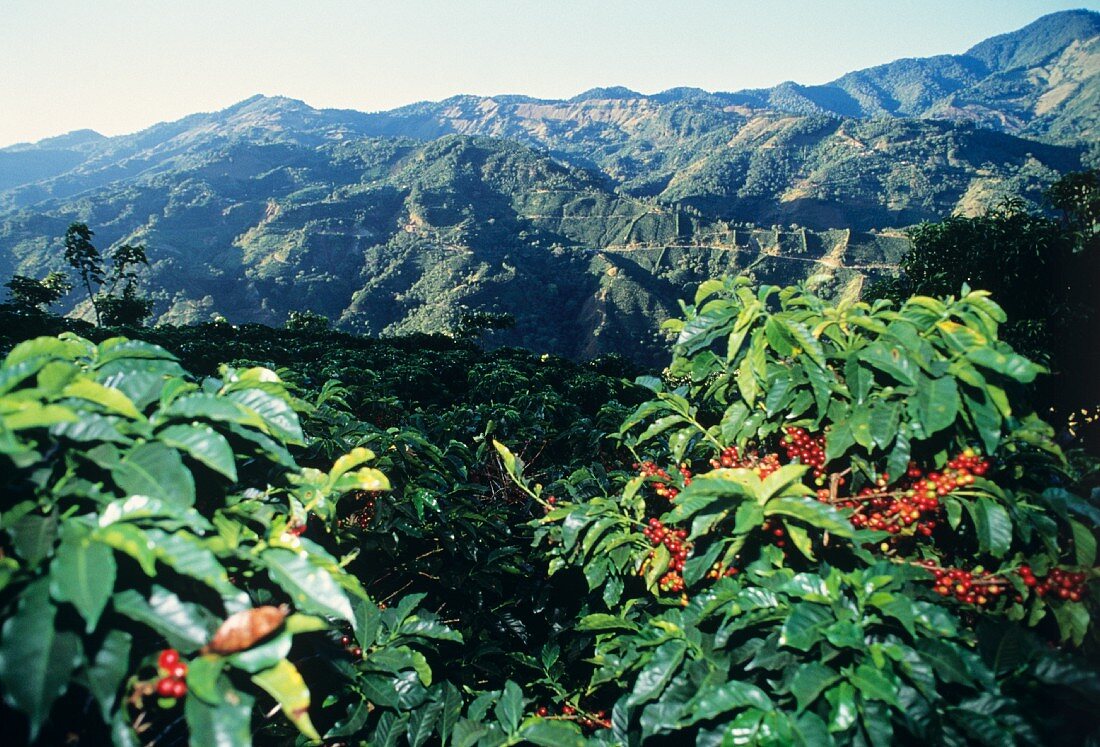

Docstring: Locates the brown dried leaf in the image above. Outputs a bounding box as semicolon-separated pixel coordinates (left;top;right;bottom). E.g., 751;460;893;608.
203;604;289;655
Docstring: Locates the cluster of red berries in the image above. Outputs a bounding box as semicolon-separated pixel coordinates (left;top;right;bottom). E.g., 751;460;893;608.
154;649;188;700
710;446;741;469
760;518;786;549
899;450;985;505
659;571;685;592
643;519;691;597
644;519;690;572
285;521;306;537
838;450;988;535
635;461;680;500
943;449;990;478
339;633;363;659
923;563;1011;606
921;562;1090;607
754;453;781;479
707;561;739;580
780;427;827;479
708;446;781;479
845;473;932;534
678;464;693;486
535;705;610;730
1019;566;1088;602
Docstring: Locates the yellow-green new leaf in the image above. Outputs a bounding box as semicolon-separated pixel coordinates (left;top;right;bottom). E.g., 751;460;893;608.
328;447;376;481
252;659;321;742
2;402;78;431
61;378;142;420
331;467;389;494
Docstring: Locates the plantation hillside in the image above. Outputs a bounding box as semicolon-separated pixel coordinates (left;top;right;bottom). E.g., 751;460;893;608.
1;277;1098;745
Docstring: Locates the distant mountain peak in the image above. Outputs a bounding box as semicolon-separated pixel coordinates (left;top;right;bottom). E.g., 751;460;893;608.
651;87;722;104
44;128;106;145
222;94;314;115
965;8;1100;71
2;128;106;152
0;8;1094;203
569;86;644;102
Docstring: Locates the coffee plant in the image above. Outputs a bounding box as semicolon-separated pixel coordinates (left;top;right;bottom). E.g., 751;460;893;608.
0;334;542;745
513;278;1099;745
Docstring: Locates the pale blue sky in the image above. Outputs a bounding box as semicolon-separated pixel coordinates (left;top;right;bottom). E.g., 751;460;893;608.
1;1;1096;147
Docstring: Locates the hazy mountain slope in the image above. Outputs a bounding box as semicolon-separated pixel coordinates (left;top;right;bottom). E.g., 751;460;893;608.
5;10;1093;201
2;94;1080;230
0;130;108;192
353;10;1099;148
0;96;379;209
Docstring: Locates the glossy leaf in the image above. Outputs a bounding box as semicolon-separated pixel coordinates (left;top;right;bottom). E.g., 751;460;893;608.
184;682;255;747
627;640;687;706
157;423;237;480
61;378;142;419
687;680;773;724
494;680;524;734
49;526;117;632
0;581;83;741
968;498;1012;557
113;441;196;507
85;630;132;721
113;586;217;652
522;719;587;746
262;548;355;627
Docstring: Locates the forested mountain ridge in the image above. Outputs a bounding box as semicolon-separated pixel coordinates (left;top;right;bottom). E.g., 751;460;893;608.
0;10;1094;362
0;133;917;361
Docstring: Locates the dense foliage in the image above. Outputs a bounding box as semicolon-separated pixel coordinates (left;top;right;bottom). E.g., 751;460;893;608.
0;319;643;744
0;273;1097;745
868;169;1099;441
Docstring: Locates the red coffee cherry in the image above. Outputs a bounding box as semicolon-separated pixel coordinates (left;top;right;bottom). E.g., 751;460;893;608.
156;677;176;697
157;648;180;670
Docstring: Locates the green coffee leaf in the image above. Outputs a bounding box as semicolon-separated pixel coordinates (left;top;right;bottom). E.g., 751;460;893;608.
113;441;195;507
113;586;217;652
184;681;255;747
790;662;840;712
968;498;1012;557
522;719;587;746
157;423;237;481
0;580;83;741
61;378;142;420
494;680;524;734
627;640;687;706
85;629;132;721
49;526;117;632
227;387;304;444
92;523;157;576
262;548;355;627
686;680;773;724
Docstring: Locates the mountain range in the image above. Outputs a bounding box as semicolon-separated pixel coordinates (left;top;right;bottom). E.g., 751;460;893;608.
0;9;1096;362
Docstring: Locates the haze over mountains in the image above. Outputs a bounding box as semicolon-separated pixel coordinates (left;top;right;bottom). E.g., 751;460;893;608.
0;10;1096;362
